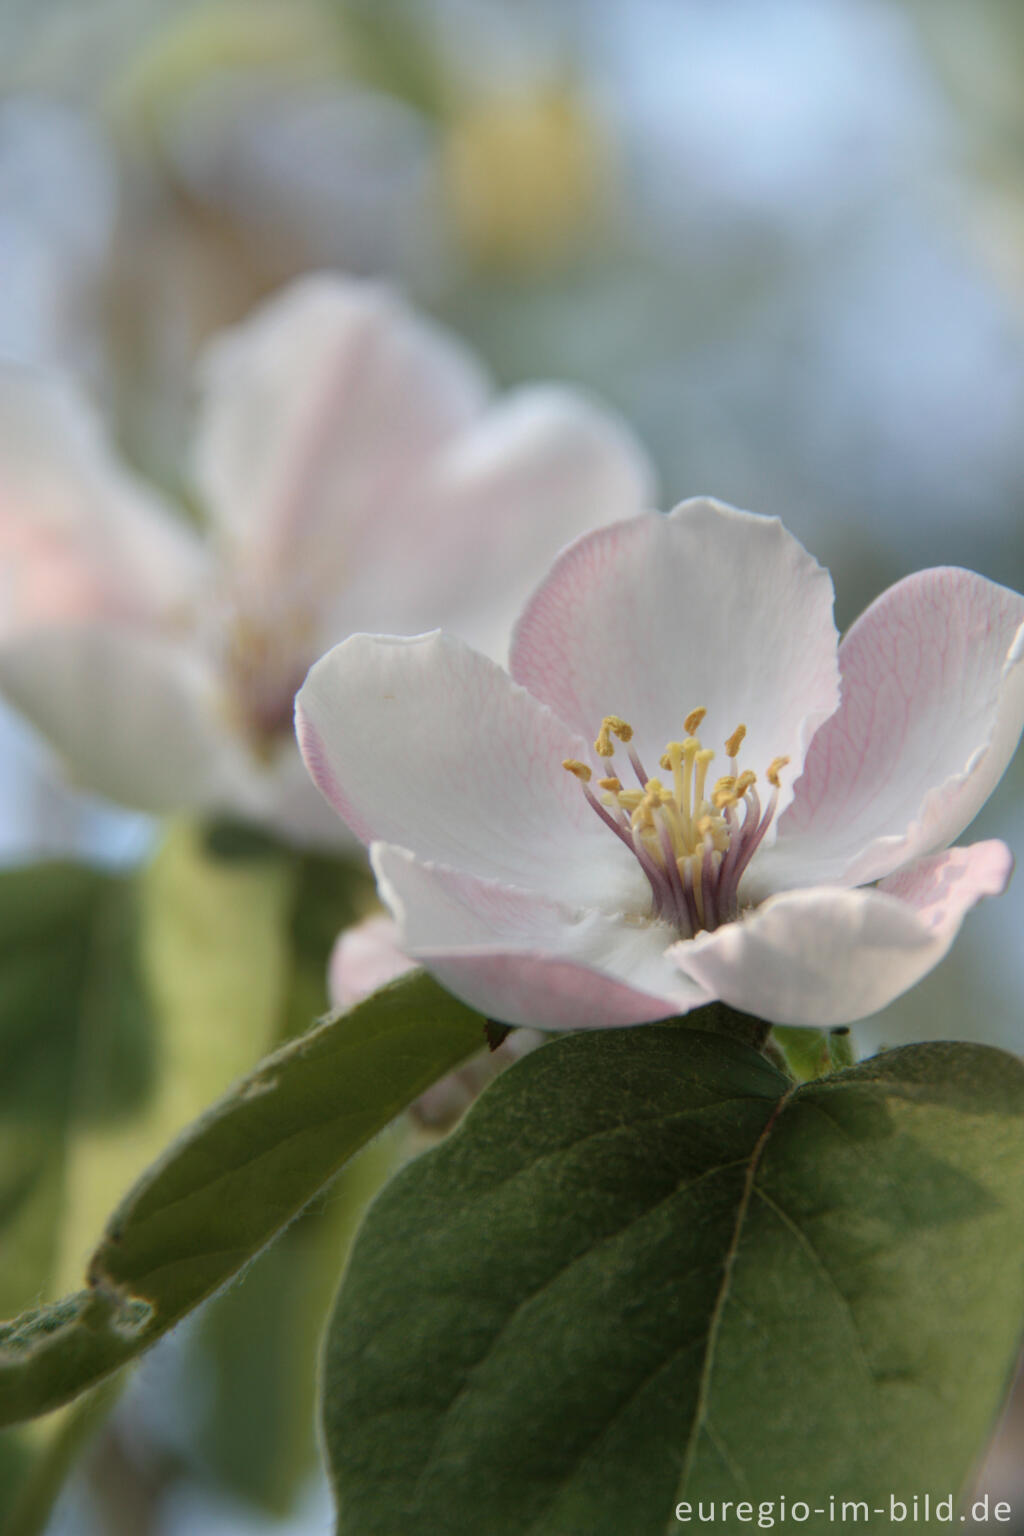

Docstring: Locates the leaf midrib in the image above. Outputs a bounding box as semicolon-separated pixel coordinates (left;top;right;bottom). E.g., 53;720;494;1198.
671;1080;799;1519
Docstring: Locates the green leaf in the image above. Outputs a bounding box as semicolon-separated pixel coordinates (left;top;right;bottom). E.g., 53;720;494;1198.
191;1136;399;1515
322;1024;1024;1532
0;970;486;1426
48;821;295;1305
0;864;152;1320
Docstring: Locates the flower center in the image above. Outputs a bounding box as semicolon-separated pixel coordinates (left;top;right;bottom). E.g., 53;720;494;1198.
222;606;318;756
563;709;788;939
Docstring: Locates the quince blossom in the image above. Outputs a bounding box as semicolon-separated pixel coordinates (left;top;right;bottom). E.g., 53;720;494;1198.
0;274;652;843
297;499;1024;1029
329;914;541;1127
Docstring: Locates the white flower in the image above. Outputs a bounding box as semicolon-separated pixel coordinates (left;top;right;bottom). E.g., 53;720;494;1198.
328;912;541;1127
297;498;1024;1029
0;273;653;843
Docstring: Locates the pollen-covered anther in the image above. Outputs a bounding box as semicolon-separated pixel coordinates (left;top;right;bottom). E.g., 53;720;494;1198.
767;755;790;787
725;723;747;759
711;775;737;809
595;714;633;756
684;707;707;735
562;758;592;782
597;776;622;792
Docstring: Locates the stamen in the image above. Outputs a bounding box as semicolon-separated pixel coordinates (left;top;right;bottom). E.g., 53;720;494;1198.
711;775;737;809
627;746;650;787
699;821;719;931
725;723;746;760
767;755;790;787
595;714;633;756
681;858;700;935
566;711;787;937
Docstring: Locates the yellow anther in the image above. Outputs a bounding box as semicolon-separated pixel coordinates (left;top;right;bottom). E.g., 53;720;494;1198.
597;776;622;792
696;815;715;840
632;794;658;830
711;775;738;809
595;714;634;756
684;707;707;736
735;770;757;796
767;755;790;788
562;759;592;782
724;723;747;759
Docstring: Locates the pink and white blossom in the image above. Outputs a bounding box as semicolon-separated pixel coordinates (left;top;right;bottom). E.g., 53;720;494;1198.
0;273;653;843
328;912;541;1126
297;498;1024;1030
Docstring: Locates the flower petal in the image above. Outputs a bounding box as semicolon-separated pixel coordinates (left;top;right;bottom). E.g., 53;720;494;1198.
372;843;706;1029
193;273;489;604
329;914;414;1011
251;742;361;851
758;568;1024;891
509;498;839;817
0;622;249;814
339;385;655;660
296;630;648;911
671;840;1014;1029
0;366;206;634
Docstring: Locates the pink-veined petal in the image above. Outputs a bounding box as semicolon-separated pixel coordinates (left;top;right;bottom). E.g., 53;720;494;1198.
757;568;1024;892
193;273;489;606
510;498;840;819
0;622;249;814
372;843;706;1029
338;385;655;660
250;741;361;851
296;630;648;912
0;366;206;635
671;840;1014;1029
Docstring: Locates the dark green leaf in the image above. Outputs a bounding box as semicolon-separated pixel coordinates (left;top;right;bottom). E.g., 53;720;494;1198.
0;970;486;1426
322;1025;1024;1532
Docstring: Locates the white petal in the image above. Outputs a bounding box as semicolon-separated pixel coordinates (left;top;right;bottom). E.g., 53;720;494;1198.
758;568;1024;892
672;841;1014;1029
0;623;247;814
193;273;489;605
328;914;414;1011
373;843;705;1029
0;366;206;634
296;630;648;911
339;385;655;660
247;740;361;850
510;498;839;819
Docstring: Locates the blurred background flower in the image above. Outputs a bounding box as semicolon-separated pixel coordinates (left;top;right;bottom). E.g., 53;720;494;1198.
1;0;1023;1531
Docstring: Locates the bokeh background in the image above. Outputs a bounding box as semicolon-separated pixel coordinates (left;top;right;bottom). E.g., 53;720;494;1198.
1;0;1023;1530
